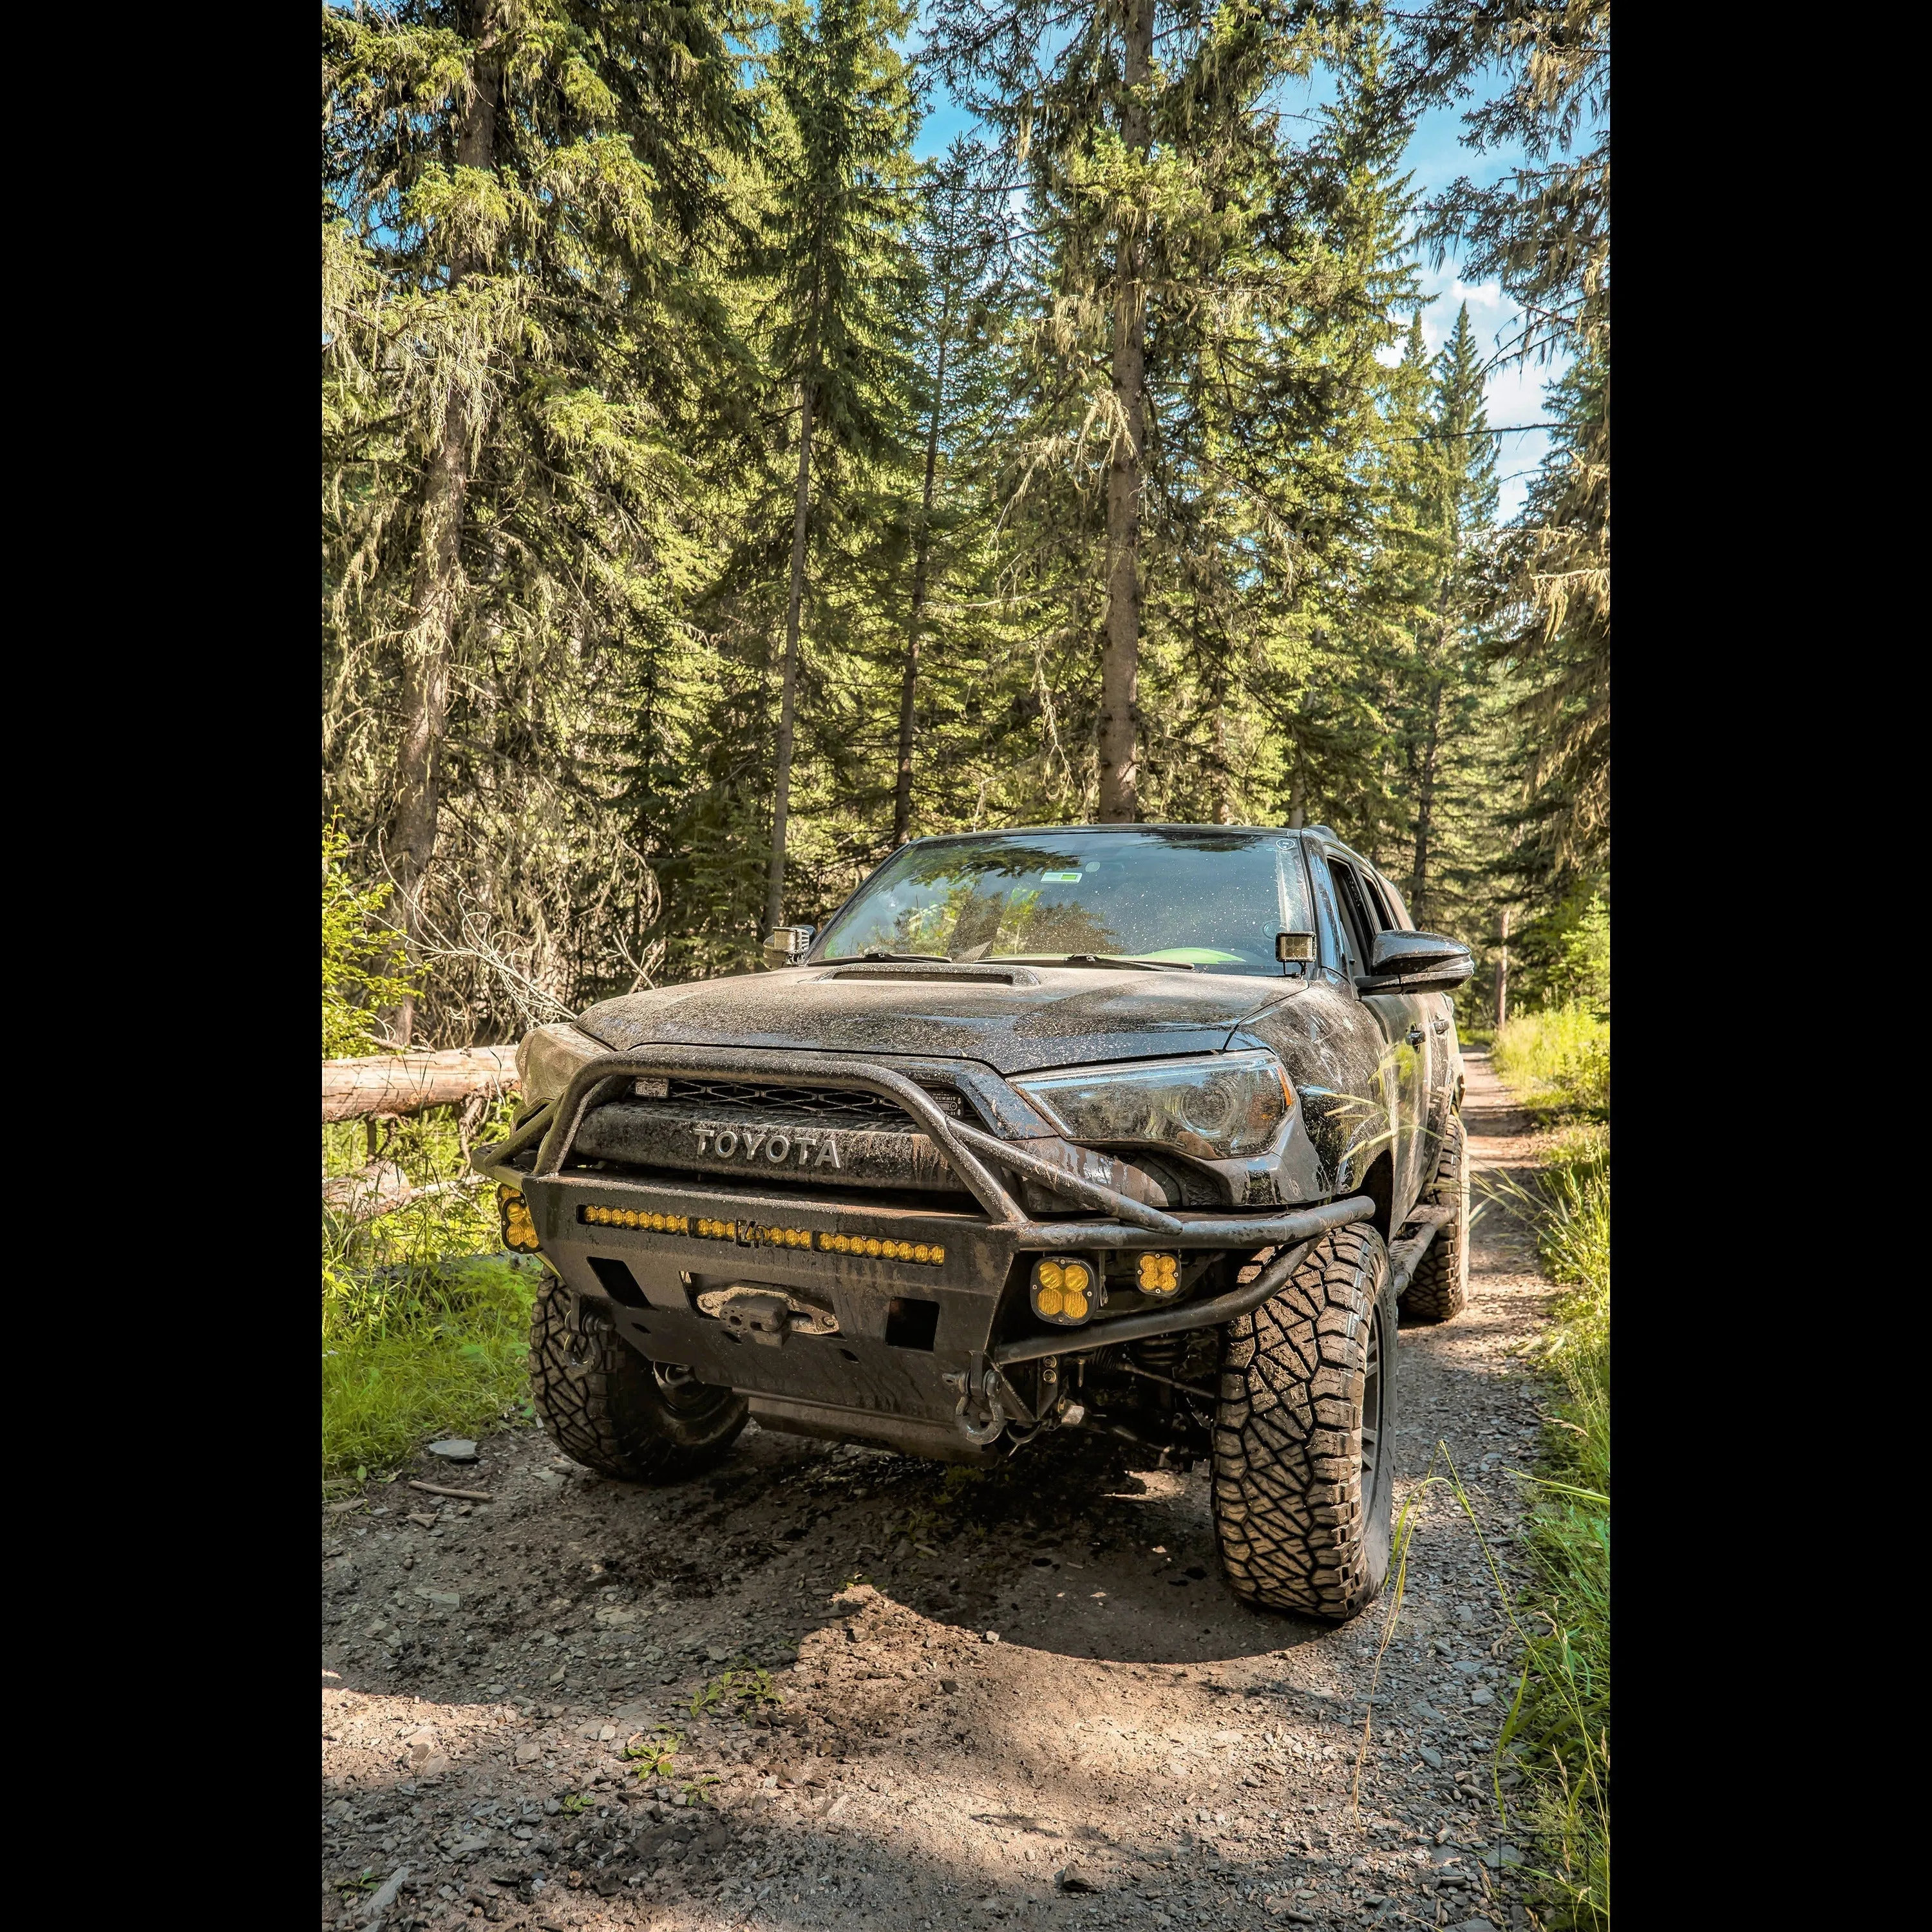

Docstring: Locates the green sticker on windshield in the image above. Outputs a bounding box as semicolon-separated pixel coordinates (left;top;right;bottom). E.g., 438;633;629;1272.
1041;871;1083;883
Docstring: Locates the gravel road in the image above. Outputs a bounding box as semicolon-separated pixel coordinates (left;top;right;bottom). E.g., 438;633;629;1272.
323;1052;1557;1932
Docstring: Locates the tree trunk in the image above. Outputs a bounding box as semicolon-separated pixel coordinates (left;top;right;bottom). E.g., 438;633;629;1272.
1410;659;1444;927
893;296;952;848
1097;0;1153;824
1494;905;1510;1030
386;3;504;1046
766;377;817;935
1287;754;1305;829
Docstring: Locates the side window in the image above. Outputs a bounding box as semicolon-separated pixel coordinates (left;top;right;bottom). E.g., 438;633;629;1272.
1324;857;1377;977
1358;868;1397;932
1375;873;1416;931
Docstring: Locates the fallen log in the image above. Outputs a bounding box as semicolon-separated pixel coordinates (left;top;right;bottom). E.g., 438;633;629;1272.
322;1045;519;1122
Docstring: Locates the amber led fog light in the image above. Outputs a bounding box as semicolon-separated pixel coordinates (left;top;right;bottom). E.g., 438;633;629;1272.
1135;1252;1180;1297
1030;1257;1098;1325
498;1186;541;1254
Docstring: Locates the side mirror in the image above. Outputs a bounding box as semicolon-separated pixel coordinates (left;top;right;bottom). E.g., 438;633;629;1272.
1365;929;1473;990
1275;931;1316;963
762;924;816;969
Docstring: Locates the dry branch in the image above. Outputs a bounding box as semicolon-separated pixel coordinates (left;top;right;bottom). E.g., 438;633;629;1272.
323;1046;519;1122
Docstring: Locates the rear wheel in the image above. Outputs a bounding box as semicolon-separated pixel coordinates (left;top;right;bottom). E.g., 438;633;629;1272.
1400;1108;1469;1324
1211;1226;1397;1621
529;1280;746;1482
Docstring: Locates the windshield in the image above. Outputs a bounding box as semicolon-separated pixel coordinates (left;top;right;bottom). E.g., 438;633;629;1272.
815;829;1313;976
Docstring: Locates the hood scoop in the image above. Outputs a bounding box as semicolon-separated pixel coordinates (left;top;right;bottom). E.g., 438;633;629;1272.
813;963;1041;988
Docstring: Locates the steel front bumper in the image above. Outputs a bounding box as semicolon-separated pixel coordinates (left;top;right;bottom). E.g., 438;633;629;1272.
473;1045;1374;1455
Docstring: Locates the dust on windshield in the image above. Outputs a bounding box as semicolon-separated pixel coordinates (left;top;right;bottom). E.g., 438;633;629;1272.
815;830;1312;976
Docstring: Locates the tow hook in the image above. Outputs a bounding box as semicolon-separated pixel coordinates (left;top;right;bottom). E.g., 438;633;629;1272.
945;1356;1012;1446
947;1355;1045;1446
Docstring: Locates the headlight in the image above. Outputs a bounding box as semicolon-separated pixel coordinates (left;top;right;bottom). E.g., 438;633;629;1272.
516;1023;611;1105
1013;1049;1294;1160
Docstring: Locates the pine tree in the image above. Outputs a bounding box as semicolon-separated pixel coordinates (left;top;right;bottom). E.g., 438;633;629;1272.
889;137;1007;846
1405;302;1498;925
1398;0;1610;880
323;0;750;1038
928;3;1415;828
754;0;921;931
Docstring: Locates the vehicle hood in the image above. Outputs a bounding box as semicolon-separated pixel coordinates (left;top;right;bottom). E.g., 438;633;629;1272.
573;963;1304;1077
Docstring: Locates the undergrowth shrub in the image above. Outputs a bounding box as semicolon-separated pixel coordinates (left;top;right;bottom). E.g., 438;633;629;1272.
1493;1001;1609;1121
1488;1124;1610;1929
323;1095;536;1490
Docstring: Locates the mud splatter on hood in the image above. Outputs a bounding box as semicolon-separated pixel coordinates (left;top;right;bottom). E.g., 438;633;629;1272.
574;965;1306;1077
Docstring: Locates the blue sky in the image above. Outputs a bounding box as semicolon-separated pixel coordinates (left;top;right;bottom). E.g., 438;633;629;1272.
911;37;1564;522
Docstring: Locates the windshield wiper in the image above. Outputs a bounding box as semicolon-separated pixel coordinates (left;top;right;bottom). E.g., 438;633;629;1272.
1010;954;1198;974
851;951;952;963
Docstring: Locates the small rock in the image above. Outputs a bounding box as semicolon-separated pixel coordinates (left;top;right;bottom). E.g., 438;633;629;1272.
1056;1863;1103;1895
1418;1745;1444;1768
706;1645;730;1662
940;1679;958;1694
598;1725;618;1743
516;1743;544;1765
418;1590;461;1610
428;1439;479;1462
1470;1685;1494;1705
984;1631;1001;1644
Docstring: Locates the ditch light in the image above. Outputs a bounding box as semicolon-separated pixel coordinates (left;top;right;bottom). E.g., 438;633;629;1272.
1030;1252;1182;1326
498;1186;541;1254
1029;1257;1097;1325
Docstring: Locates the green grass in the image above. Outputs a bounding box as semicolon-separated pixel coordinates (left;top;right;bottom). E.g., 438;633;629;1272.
1492;1001;1609;1121
322;1096;540;1491
1486;1124;1610;1929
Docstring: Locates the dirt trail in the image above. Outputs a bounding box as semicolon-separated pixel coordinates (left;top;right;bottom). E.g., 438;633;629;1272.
323;1052;1556;1932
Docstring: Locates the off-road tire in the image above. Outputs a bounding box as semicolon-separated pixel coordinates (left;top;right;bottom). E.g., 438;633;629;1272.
1399;1107;1468;1324
529;1279;747;1482
1211;1225;1397;1621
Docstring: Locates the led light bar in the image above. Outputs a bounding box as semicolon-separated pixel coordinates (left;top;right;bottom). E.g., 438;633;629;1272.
817;1232;943;1265
582;1206;691;1234
573;1205;943;1265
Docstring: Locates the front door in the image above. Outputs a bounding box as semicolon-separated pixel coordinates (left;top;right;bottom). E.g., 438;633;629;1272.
1322;853;1432;1220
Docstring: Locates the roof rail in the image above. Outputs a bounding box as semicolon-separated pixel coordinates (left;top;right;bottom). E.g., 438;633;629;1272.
1289;822;1337;839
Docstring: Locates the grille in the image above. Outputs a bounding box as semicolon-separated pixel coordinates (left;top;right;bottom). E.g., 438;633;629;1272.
659;1079;965;1131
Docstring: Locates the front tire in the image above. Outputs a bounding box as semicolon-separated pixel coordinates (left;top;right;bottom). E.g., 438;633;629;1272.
1400;1107;1469;1324
1211;1226;1397;1621
529;1280;747;1482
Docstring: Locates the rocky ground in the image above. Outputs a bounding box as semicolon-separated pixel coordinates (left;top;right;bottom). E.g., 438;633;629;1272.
323;1052;1557;1932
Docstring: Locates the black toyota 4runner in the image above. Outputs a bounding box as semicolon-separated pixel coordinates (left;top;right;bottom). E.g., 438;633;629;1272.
476;824;1473;1620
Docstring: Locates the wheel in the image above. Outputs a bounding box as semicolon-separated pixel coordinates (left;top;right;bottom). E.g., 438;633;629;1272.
529;1278;747;1482
1211;1225;1397;1621
1400;1106;1469;1323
